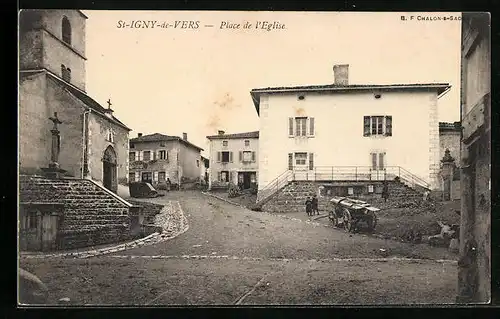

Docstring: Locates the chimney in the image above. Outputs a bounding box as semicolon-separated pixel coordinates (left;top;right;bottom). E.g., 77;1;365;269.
137;133;142;137
218;130;225;135
182;132;188;141
333;64;349;86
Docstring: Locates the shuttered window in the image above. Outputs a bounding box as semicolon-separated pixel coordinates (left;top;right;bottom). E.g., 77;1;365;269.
309;153;314;170
364;116;392;137
371;152;386;170
143;151;151;162
295;118;307;136
309;118;315;136
129;152;135;162
288;153;293;170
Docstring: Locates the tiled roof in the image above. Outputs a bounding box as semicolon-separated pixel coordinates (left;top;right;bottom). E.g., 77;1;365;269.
20;70;131;131
130;133;204;151
439;121;461;131
206;131;259;140
250;82;451;114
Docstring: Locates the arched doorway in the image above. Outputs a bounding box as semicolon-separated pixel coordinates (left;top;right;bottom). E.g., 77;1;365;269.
102;146;117;193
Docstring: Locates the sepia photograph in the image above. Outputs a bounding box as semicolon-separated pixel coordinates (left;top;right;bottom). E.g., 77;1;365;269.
17;9;491;306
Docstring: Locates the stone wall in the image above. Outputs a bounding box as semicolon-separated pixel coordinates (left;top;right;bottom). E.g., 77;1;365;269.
260;180;423;213
19;175;133;250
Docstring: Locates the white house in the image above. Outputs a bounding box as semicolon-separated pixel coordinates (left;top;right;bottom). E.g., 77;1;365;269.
207;130;259;190
250;64;451;197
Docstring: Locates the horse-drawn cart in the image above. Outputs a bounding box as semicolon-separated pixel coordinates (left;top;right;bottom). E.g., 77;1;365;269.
328;197;379;233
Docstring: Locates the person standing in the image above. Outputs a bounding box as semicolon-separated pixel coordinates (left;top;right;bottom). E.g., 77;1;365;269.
382;182;389;202
305;197;312;217
312;194;319;215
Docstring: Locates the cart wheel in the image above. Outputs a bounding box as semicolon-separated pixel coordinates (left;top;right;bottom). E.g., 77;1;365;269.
343;209;353;233
367;211;377;231
328;211;337;227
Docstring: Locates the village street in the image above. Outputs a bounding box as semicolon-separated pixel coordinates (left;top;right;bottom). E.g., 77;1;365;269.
20;191;459;305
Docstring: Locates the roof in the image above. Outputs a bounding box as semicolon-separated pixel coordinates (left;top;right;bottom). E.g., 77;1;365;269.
206;131;259;140
129;133;204;151
20;70;131;131
250;82;451;115
439;121;461;132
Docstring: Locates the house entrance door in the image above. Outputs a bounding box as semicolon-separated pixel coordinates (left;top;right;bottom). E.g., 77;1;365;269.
103;146;118;193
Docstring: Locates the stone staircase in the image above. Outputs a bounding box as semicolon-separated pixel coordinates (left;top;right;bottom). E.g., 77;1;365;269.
260;179;425;213
19;175;137;250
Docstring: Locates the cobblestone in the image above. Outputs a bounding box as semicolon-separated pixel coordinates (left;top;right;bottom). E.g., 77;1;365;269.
20;200;189;260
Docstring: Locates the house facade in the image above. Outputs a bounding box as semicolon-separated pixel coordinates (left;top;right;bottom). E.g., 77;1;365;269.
128;133;204;187
251;64;450;198
207;131;259;190
457;13;491;304
19;9;131;197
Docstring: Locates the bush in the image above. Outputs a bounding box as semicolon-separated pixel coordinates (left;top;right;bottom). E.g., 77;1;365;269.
228;182;242;198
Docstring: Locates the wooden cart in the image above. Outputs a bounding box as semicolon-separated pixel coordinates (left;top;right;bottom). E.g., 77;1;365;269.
328;197;379;233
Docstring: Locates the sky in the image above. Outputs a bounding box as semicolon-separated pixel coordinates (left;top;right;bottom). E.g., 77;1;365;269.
83;11;462;156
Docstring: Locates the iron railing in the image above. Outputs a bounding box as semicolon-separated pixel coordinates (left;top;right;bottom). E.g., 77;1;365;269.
255;166;430;204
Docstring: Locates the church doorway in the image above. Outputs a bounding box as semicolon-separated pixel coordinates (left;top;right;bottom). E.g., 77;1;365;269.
103;146;118;193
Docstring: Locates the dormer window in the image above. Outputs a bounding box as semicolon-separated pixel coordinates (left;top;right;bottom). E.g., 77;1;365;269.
62;16;72;45
61;64;71;82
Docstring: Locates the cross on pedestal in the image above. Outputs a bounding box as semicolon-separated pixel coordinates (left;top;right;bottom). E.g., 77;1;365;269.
49;112;62;132
42;112;67;178
107;99;112;109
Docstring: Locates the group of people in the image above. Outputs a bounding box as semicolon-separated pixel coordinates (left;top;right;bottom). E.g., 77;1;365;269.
305;195;319;216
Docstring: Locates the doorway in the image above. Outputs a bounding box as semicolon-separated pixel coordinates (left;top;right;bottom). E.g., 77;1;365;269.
103;146;118;193
238;171;256;190
19;205;62;252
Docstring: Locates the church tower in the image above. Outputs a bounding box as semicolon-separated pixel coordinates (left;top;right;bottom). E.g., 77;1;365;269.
19;9;88;91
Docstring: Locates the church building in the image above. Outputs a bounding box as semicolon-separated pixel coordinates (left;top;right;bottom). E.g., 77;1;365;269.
19;9;131;196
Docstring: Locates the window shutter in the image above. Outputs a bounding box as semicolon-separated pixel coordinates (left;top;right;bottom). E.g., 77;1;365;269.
153;171;158;181
309;153;314;170
239;151;243;162
379;153;385;170
229;171;233;183
217;152;221;162
309;117;315;136
363;116;370;136
166;150;169;161
288;117;294;136
217;171;221;181
252;151;256;162
229;152;233;163
385;116;392;136
153;151;157;160
371;153;377;170
135;152;139;161
139;151;143;161
288;153;293;170
135;172;140;181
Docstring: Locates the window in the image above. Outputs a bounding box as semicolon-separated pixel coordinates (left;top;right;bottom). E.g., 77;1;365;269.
129;152;135;162
289;117;315;137
106;129;114;142
160;142;166;147
130;143;135;149
222;140;228;147
244;140;250;147
363;116;392;136
141;172;152;182
368;185;374;193
295;152;307;166
129;172;135;182
218;151;232;163
158;150;167;160
143;151;151;162
158;172;166;182
295;117;307;136
347;187;354;195
61;64;71;82
371;152;386;170
242;151;252;162
62;16;71;45
219;171;229;182
26;212;38;229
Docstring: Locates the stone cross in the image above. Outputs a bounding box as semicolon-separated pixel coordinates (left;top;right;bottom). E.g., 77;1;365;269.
107;98;112;109
48;112;63;167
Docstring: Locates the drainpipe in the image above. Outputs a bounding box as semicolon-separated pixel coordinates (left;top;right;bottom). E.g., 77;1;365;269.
81;109;91;178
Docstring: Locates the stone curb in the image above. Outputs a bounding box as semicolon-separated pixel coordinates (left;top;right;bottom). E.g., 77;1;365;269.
202;192;247;209
20;201;190;260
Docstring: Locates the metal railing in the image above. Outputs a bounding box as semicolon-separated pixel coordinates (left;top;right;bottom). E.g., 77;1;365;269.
255;165;430;205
